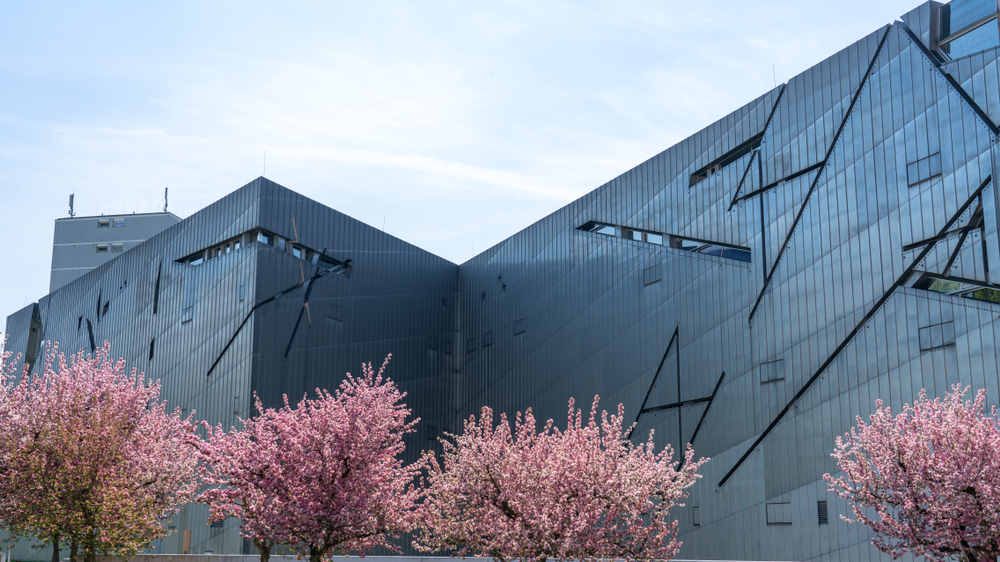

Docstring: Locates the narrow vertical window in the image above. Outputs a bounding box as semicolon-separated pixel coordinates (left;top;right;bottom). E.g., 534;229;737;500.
152;264;162;314
149;338;155;361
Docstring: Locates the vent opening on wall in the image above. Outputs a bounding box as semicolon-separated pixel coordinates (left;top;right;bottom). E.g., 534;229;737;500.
689;132;764;187
817;500;828;525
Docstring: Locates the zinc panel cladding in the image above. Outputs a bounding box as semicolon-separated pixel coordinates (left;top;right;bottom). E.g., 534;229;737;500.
5;3;1000;561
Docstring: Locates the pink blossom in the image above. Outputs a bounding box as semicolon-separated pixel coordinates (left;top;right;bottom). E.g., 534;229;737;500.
825;384;1000;562
415;396;708;562
199;356;426;562
0;342;200;562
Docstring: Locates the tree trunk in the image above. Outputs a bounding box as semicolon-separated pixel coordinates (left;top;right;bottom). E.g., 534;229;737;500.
254;538;272;562
51;534;60;562
70;539;78;562
83;530;97;562
309;545;326;562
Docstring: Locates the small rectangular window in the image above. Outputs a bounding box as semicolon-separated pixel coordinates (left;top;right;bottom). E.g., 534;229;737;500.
257;232;272;245
98;219;110;228
918;320;956;351
643;264;662;286
210;520;224;529
817;500;828;526
233;240;241;251
647;233;663;245
111;244;123;252
766;502;793;525
907;152;943;186
292;246;302;259
693;506;701;526
761;359;784;384
630;230;643;241
96;244;108;253
113;219;125;227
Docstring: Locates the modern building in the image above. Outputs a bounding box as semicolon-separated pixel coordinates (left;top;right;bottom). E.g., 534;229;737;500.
5;0;1000;559
49;211;181;292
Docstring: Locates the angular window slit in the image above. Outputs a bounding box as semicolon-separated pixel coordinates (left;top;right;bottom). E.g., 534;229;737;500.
914;274;1000;304
670;235;752;263
149;338;155;361
577;221;617;236
690;132;764;187
152;264;162;314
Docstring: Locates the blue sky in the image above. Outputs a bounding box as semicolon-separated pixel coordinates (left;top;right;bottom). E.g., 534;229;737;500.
1;0;921;330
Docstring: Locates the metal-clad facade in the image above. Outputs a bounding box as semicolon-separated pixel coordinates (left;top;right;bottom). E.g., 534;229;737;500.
5;2;1000;559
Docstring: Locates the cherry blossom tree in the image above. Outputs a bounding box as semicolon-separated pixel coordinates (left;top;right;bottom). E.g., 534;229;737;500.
198;399;293;562
0;343;200;562
825;385;1000;562
414;396;708;562
199;356;425;562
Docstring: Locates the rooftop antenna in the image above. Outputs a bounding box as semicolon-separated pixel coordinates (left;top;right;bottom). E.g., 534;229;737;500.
164;187;169;213
68;193;76;217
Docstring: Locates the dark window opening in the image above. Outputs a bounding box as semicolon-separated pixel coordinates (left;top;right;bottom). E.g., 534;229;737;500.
102;301;110;317
96;291;101;318
577;221;617;236
210;520;224;529
111;243;123;252
817;500;828;525
98;219;110;228
152;264;162;314
690;132;764;187
149;338;155;361
693;506;701;527
24;304;43;373
96;244;108;253
86;319;96;353
670;235;752;263
77;316;83;332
